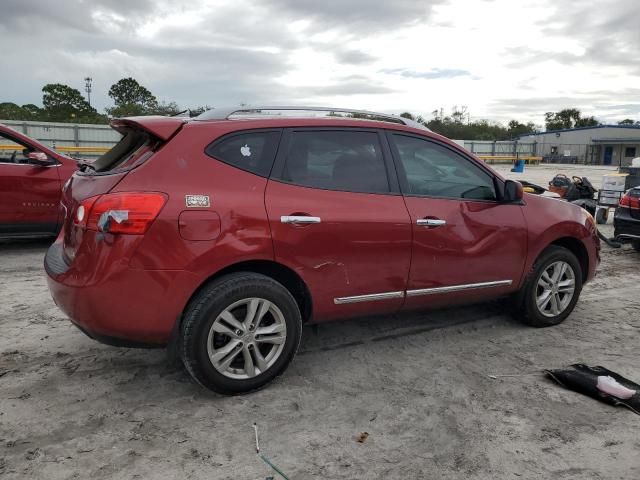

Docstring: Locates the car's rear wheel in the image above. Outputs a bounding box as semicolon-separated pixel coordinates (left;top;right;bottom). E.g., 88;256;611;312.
180;273;302;394
515;246;583;327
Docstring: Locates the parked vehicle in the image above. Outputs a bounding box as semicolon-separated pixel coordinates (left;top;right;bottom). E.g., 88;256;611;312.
614;186;640;251
45;107;600;394
0;123;77;238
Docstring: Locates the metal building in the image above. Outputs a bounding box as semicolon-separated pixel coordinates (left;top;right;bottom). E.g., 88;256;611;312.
0;119;120;158
518;125;640;166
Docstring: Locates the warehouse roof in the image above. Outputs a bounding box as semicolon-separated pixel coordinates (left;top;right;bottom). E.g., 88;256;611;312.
519;124;640;138
591;137;640;143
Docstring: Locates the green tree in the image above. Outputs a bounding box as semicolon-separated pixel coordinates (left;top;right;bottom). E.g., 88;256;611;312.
507;120;537;138
148;101;182;116
618;118;638;125
0;102;29;120
106;77;158;117
42;83;100;122
544;108;600;131
574;115;599;127
21;104;43;119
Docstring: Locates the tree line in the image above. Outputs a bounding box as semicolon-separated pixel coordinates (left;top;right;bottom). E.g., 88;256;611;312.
1;79;638;140
400;107;639;141
0;78;208;125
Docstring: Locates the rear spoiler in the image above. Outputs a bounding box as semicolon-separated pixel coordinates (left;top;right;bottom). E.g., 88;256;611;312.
110;116;186;141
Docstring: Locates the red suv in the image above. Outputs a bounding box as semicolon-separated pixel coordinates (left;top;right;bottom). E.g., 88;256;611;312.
45;107;600;394
0;124;77;238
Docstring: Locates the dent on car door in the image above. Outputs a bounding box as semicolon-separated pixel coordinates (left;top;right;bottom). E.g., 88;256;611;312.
387;132;528;310
0;132;61;235
265;128;412;321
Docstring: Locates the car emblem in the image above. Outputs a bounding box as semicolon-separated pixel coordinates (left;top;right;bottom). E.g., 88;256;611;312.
185;195;210;208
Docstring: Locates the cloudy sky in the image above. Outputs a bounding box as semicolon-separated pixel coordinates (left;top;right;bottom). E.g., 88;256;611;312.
2;0;639;125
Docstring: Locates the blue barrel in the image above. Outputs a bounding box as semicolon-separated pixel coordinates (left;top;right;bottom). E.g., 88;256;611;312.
511;159;525;173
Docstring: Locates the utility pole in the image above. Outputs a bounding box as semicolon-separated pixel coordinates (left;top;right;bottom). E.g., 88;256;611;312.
84;77;93;106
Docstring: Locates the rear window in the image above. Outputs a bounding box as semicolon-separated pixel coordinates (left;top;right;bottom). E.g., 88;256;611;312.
205;130;281;177
89;129;154;174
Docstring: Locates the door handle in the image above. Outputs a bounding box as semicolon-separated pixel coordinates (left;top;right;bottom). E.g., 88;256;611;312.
417;218;446;227
281;215;321;224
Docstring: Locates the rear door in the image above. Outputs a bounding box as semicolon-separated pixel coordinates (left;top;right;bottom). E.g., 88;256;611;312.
0;131;61;236
387;132;528;310
265;128;412;321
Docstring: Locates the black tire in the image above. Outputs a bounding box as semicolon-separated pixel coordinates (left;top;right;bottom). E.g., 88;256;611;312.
632;240;640;253
180;272;302;394
595;208;608;224
514;246;583;327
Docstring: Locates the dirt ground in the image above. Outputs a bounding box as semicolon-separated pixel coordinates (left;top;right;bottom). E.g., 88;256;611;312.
1;164;639;479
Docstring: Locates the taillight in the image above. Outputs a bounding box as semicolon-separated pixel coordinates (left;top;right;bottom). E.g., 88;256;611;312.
76;192;167;235
619;193;640;209
73;196;100;228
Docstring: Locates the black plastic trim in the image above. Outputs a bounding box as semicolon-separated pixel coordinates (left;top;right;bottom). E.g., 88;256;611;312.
72;322;165;349
44;241;69;276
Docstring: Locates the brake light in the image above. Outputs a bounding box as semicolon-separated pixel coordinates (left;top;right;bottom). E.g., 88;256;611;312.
619;193;640;209
76;192;167;234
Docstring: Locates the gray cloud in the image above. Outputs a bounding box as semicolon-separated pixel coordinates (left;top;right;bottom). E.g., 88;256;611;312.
534;0;640;72
382;68;471;79
334;49;377;65
1;0;639;124
262;0;438;32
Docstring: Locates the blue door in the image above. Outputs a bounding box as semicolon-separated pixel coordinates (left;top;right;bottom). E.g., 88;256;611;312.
603;146;613;165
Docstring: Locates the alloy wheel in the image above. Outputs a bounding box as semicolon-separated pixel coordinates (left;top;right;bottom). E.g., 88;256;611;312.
206;298;287;379
535;260;576;318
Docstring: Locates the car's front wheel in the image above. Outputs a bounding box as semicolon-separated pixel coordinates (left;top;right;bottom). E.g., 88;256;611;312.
180;273;302;394
515;246;583;327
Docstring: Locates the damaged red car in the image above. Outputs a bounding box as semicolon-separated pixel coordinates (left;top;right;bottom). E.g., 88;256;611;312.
0;123;77;238
45;107;600;394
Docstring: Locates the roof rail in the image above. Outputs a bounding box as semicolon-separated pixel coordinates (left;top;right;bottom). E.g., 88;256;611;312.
193;105;430;131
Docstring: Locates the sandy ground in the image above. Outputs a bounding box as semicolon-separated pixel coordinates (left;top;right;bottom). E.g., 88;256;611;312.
1;164;639;480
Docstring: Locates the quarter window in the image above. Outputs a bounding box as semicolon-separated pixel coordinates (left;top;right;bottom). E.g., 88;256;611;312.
391;134;497;201
206;130;281;177
281;130;389;194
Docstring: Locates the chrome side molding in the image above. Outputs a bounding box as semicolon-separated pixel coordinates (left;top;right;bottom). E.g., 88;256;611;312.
405;280;513;297
334;280;513;304
334;291;405;305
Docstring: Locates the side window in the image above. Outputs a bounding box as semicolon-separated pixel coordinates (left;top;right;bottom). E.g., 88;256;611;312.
206;130;281;177
0;132;34;164
281;130;389;194
391;134;497;201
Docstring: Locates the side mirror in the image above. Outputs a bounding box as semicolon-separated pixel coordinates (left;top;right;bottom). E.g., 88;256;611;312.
27;151;54;166
503;180;524;203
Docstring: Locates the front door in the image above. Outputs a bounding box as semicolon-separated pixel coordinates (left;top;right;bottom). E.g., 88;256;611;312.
387;133;528;310
603;146;613;165
265;129;412;321
0;132;61;236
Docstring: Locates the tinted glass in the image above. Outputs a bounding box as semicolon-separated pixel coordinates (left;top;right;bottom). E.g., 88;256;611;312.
392;134;496;200
282;131;389;193
206;130;281;177
0;132;34;164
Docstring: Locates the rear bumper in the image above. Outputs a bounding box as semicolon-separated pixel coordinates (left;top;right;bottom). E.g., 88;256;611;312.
613;208;640;240
45;237;200;346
